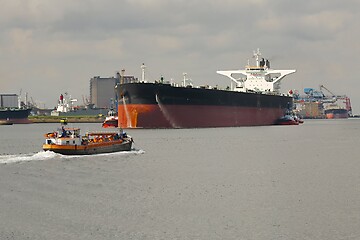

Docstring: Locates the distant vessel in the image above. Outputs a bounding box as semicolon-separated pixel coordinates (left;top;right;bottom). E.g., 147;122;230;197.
324;104;349;119
0;94;32;124
0;108;32;124
116;49;296;128
43;126;133;155
51;93;108;116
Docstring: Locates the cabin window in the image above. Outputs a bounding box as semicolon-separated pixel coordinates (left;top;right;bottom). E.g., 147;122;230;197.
73;141;76;144
46;140;52;144
66;141;70;144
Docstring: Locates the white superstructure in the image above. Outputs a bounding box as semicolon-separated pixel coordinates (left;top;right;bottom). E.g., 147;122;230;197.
51;93;78;116
217;49;296;93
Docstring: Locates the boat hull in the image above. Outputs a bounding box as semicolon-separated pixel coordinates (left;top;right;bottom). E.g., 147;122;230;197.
0;108;32;124
43;140;132;155
117;83;293;128
275;116;300;125
102;118;118;128
325;109;348;119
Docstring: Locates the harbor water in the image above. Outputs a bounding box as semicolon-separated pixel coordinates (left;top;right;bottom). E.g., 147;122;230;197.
0;119;360;239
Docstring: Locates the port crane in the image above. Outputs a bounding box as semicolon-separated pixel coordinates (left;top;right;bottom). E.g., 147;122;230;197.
319;85;336;97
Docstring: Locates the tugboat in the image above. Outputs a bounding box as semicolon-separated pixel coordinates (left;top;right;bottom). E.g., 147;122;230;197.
275;110;303;125
275;115;300;125
102;109;118;128
43;125;133;155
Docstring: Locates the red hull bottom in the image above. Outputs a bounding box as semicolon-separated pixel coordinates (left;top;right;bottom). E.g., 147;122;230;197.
102;123;118;128
1;118;33;124
102;117;118;128
102;121;118;128
276;121;299;125
326;113;348;119
118;104;285;128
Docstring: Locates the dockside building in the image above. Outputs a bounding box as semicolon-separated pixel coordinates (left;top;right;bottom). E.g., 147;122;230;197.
90;72;136;108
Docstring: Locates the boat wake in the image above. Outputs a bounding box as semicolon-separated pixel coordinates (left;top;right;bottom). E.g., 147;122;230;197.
0;149;145;165
0;151;59;164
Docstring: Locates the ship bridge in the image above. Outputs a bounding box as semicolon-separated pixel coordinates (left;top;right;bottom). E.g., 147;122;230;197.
217;49;296;93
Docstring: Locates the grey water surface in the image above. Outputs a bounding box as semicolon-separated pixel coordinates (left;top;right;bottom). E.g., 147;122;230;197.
0;119;359;239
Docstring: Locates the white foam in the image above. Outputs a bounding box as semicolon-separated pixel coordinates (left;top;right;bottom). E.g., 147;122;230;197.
82;148;145;158
0;149;145;164
0;151;59;164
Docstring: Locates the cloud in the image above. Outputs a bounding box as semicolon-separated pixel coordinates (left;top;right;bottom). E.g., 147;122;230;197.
1;0;360;113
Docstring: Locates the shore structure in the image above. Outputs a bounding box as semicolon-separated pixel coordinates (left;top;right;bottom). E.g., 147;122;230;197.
293;85;352;119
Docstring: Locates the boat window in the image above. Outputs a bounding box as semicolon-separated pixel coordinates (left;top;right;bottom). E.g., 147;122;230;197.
66;141;70;144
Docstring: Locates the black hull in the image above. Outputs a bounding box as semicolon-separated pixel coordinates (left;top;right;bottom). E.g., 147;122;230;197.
117;83;293;128
0;108;32;123
119;83;292;108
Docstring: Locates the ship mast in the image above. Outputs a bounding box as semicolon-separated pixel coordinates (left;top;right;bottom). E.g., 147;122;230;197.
253;48;261;68
141;63;146;82
183;73;187;87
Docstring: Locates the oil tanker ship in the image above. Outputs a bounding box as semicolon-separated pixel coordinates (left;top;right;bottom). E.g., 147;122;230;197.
116;49;296;128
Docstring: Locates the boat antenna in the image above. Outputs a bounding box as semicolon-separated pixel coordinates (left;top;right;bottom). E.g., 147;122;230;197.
183;73;187;87
253;48;261;67
141;63;146;82
121;69;125;84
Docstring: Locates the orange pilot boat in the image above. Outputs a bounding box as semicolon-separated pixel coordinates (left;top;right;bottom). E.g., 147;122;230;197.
102;109;118;128
43;126;133;155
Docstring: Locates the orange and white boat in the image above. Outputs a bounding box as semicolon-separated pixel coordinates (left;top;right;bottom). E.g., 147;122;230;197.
43;126;133;155
102;109;118;128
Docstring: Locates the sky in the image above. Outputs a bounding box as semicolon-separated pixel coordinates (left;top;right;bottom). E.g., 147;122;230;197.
1;0;360;114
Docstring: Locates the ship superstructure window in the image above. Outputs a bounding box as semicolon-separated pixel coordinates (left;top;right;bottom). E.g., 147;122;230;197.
66;141;70;144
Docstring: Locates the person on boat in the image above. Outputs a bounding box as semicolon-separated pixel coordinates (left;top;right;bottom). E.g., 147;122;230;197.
114;133;120;140
122;132;127;138
61;126;66;137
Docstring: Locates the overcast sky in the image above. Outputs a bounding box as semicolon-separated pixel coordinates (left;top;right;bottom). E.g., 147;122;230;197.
1;0;360;114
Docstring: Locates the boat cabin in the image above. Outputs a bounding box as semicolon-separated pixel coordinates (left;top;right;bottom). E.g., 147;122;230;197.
45;127;82;146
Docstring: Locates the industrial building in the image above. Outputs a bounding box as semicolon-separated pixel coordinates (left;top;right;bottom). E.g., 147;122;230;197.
90;71;137;108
